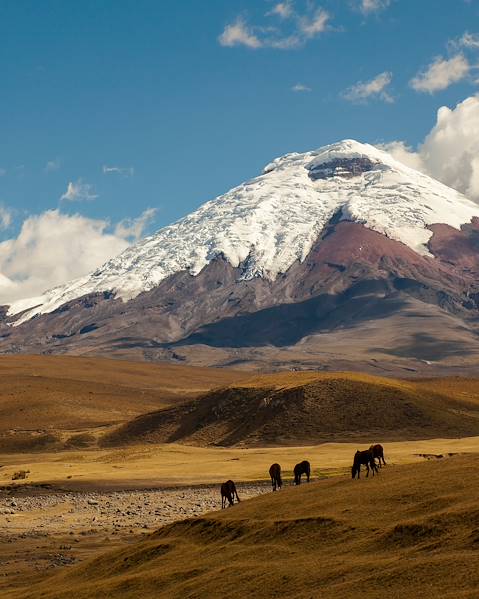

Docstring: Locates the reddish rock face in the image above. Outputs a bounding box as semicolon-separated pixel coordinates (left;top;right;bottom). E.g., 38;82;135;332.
1;216;479;368
428;217;479;276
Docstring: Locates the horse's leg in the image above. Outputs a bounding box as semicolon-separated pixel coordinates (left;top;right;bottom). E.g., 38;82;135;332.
366;463;369;478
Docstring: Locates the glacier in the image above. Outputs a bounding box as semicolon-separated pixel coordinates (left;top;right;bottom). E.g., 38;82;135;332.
7;139;479;324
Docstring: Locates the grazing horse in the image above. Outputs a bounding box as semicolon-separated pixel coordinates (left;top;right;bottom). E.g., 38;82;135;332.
369;444;386;467
352;449;379;479
221;480;240;508
269;463;282;491
293;460;311;485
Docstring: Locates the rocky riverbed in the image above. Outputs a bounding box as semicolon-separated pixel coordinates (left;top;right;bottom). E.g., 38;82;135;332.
0;482;269;590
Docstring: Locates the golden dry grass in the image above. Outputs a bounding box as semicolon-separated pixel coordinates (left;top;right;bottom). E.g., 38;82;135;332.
105;371;479;447
0;355;248;450
6;454;479;599
2;437;479;489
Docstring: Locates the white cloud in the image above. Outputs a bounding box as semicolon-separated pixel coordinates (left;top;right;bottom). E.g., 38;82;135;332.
0;168;6;177
359;0;391;14
60;179;98;202
0;208;156;304
219;3;331;50
218;18;263;48
292;83;312;92
379;140;425;171
102;165;135;177
299;8;330;38
0;205;13;231
384;95;479;202
410;54;470;93
45;159;61;173
267;1;294;19
342;71;393;103
114;208;157;242
452;31;479;50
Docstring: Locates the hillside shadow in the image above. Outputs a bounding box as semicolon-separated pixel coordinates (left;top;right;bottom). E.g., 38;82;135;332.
170;282;406;348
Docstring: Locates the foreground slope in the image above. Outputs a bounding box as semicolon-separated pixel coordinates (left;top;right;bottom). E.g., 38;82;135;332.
10;455;479;599
104;372;479;447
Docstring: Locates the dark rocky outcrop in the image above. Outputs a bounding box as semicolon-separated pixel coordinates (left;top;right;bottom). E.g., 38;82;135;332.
307;157;379;180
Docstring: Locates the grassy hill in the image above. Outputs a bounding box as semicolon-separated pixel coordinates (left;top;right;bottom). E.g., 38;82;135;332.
8;454;479;599
0;355;247;452
104;371;479;447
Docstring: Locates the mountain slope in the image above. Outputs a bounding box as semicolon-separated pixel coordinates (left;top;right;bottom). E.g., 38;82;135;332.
7;139;479;323
2;139;479;370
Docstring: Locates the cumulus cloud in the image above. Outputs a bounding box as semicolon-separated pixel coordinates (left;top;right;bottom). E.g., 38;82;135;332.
298;9;330;38
292;83;312;92
219;3;331;50
0;208;157;304
410;54;470;93
102;165;135;177
451;31;479;50
267;1;294;19
114;208;157;242
218;18;263;48
342;71;393;103
0;205;13;231
359;0;391;14
60;179;98;202
384;95;479;202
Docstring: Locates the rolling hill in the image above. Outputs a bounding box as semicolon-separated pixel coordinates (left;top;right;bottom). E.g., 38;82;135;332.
0;355;248;452
103;372;479;447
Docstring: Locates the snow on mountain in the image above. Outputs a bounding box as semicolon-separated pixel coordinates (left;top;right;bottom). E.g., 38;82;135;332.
7;139;479;324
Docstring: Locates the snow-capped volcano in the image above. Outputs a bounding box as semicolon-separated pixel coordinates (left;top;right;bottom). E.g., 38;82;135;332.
7;139;479;324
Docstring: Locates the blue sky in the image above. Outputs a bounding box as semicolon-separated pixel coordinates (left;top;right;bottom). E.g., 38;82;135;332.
1;0;479;302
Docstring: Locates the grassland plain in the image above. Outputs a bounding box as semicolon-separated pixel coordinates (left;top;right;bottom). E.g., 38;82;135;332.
3;358;479;598
3;455;479;599
0;355;248;452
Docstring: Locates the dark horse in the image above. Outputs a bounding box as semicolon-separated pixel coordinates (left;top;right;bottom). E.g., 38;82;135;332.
369;444;386;467
294;460;311;485
269;463;282;491
221;480;240;508
352;449;379;479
